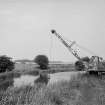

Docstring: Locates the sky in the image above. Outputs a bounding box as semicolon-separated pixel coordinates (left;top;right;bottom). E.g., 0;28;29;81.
0;0;105;62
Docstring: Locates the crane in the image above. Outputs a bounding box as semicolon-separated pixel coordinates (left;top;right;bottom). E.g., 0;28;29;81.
51;29;105;75
51;30;81;60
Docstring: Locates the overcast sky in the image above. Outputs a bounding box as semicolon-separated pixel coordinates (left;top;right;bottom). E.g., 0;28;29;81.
0;0;105;62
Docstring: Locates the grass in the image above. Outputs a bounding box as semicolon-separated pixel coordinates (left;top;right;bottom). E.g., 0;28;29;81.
14;63;75;73
0;72;105;105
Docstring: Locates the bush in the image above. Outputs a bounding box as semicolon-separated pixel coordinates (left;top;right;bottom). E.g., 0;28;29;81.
34;55;49;69
0;55;14;90
0;55;14;73
35;73;50;85
75;61;85;71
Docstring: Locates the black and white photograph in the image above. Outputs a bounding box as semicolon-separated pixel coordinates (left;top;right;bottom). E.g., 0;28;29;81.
0;0;105;105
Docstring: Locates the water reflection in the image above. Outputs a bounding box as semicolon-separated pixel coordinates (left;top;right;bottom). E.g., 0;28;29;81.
14;75;39;87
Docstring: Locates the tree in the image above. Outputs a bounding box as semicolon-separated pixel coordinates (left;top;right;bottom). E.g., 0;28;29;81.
0;55;15;73
75;56;90;71
34;55;49;69
75;60;85;71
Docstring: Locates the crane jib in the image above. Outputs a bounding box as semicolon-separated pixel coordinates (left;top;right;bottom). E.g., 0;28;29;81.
51;30;81;60
54;32;73;48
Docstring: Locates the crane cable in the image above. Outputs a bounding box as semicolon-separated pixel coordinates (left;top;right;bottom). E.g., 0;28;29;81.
50;29;99;60
49;33;53;62
76;43;98;56
58;34;98;56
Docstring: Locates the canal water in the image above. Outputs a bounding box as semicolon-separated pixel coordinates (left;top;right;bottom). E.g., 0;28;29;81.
13;71;86;87
14;75;39;87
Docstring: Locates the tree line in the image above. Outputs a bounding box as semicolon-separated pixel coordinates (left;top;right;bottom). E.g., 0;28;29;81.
0;54;49;73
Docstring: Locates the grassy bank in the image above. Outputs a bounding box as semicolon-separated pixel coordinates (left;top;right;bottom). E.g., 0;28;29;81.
0;73;105;105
